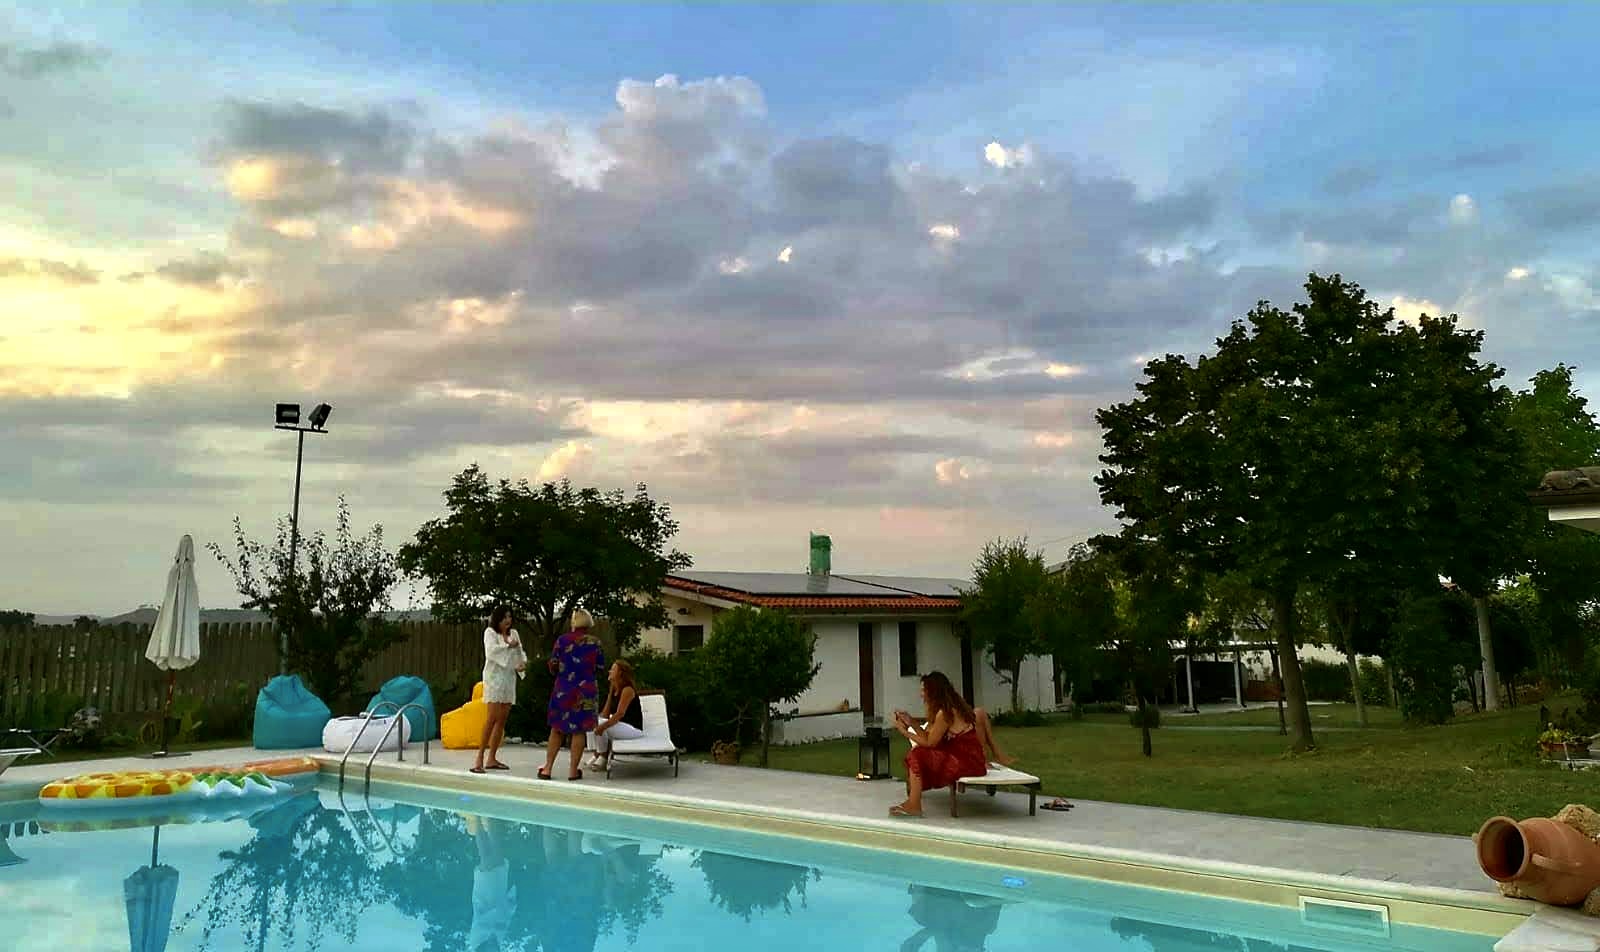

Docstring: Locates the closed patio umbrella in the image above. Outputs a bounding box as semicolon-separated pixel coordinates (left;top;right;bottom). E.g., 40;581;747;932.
123;827;179;952
145;535;201;758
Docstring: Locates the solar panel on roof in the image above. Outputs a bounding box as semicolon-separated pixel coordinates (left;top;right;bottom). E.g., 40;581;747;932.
671;570;966;598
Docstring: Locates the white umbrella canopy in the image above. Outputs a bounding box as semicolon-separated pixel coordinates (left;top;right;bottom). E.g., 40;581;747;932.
145;536;200;672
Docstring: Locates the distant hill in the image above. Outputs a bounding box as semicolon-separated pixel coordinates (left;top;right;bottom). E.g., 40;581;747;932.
28;608;436;626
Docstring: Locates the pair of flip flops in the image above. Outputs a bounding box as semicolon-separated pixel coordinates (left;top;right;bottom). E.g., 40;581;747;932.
1041;798;1073;812
468;763;511;774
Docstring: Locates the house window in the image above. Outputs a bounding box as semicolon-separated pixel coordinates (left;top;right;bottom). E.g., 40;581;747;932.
898;621;918;677
674;624;704;654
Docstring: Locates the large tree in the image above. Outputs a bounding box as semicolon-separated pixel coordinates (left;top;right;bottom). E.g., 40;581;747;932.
959;538;1053;712
1097;274;1508;751
398;465;690;656
1509;365;1600;684
211;498;404;707
1039;543;1120;711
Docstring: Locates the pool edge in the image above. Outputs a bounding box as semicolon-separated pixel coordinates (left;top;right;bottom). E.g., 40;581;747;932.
332;756;1532;937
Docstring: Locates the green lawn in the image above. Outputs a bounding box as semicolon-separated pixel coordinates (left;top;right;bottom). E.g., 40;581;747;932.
763;701;1581;835
1121;703;1405;730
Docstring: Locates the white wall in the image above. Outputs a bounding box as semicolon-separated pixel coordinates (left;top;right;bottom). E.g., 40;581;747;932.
971;649;1054;713
638;593;721;655
798;619;860;715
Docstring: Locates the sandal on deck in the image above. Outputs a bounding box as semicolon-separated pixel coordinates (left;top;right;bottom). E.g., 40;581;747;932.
469;766;486;775
889;805;923;818
1042;798;1073;812
487;763;511;771
567;769;584;781
536;769;553;780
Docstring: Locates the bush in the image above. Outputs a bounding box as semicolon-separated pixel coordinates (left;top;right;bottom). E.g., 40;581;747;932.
992;708;1047;728
195;682;257;742
1358;658;1391;707
1391;594;1470;726
1300;659;1353;702
1080;701;1128;715
1129;704;1161;729
626;646;749;753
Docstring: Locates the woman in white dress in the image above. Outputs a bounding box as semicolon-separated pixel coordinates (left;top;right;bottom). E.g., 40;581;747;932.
471;605;526;774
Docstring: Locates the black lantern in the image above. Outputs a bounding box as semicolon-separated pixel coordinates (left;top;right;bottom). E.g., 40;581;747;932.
857;724;893;780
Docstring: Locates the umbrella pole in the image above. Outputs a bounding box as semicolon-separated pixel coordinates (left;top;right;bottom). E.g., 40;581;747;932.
151;825;160;868
150;670;189;759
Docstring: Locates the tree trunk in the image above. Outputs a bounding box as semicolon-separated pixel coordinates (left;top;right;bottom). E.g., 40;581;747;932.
759;703;771;768
1140;699;1153;758
1272;589;1316;752
1385;662;1398;707
1010;663;1023;712
1473;594;1501;712
1343;642;1368;728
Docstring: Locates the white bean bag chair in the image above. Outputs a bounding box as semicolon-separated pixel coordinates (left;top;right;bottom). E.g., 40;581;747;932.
322;713;411;754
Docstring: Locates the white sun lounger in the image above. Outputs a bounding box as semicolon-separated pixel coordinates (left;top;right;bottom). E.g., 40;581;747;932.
606;693;680;778
952;764;1042;817
0;747;41;780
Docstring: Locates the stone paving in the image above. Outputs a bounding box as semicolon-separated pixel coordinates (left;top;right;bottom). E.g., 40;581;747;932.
0;739;1503;897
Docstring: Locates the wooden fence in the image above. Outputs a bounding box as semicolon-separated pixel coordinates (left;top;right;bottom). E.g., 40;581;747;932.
0;620;483;725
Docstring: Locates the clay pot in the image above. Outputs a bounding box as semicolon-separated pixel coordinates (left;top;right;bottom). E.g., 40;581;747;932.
1477;815;1600;906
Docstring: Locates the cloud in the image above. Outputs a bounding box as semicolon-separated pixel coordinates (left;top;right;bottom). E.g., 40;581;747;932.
1448;193;1477;225
0;40;104;78
154;253;251;289
1321;164;1382;196
1506;178;1600;233
0;257;99;286
984;141;1033;169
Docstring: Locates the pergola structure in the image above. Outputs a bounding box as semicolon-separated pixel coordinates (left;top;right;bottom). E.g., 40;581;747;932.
1170;640;1281;713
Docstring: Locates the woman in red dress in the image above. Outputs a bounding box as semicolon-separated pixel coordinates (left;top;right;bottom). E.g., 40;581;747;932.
889;671;987;817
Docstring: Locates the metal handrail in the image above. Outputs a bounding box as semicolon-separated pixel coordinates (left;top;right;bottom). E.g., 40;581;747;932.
362;702;431;793
334;786;391;856
337;701;399;792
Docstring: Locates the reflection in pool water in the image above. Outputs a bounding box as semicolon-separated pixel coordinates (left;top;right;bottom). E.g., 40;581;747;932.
0;789;1496;952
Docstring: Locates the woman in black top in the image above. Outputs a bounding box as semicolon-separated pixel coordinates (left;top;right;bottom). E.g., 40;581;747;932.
587;659;645;771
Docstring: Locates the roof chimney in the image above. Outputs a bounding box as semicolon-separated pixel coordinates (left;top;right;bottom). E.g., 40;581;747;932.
808;532;831;576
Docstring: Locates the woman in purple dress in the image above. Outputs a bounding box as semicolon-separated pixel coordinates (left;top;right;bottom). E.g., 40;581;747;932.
539;607;604;780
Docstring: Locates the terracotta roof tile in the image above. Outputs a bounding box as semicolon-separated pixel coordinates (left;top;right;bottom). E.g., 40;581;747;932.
664;576;959;612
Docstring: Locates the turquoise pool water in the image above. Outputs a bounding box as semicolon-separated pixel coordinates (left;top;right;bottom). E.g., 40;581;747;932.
0;779;1499;952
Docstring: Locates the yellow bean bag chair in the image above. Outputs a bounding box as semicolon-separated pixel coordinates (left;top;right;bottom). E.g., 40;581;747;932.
441;682;488;749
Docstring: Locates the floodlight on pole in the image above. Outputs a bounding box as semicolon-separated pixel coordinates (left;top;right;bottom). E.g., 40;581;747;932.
273;401;334;674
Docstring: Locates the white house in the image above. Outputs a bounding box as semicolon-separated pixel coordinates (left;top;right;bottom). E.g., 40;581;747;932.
639;535;1054;744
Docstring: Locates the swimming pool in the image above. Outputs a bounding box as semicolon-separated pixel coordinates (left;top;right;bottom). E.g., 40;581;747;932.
0;778;1504;951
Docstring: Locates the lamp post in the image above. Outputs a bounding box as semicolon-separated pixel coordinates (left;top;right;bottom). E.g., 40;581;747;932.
274;402;332;675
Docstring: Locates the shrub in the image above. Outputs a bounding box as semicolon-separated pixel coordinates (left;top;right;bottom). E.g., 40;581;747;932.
1299;659;1353;703
992;708;1048;727
1390;594;1469;725
1128;704;1161;729
626;646;750;753
1080;701;1127;715
196;681;257;742
1358;658;1391;707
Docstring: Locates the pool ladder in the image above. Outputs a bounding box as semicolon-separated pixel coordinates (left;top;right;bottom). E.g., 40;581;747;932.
334;701;432;856
335;701;432;795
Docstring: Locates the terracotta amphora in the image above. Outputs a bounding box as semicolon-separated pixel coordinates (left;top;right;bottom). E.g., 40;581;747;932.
1476;814;1600;906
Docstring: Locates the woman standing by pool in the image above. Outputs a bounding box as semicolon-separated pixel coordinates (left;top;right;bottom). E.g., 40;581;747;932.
471;605;525;775
539;607;603;781
889;671;987;817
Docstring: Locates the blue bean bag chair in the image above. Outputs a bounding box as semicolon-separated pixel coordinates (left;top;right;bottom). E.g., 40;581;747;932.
364;675;438;742
253;675;332;750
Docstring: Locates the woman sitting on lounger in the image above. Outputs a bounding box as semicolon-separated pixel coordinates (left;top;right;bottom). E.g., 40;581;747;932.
889;671;988;818
586;659;645;772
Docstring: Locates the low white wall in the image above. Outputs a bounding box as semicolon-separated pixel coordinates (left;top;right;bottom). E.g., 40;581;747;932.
768;709;866;746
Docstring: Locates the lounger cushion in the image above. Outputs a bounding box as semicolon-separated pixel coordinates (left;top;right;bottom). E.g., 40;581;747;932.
957;764;1041;787
609;694;677;755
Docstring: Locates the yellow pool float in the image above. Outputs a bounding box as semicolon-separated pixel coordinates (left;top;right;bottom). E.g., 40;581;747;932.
38;759;309;810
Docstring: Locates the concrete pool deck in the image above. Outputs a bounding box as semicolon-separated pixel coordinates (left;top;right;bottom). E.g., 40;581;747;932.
0;741;1536;936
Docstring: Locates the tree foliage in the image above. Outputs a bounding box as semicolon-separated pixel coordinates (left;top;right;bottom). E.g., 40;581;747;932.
696;605;819;767
0;609;35;629
1040;543;1119;711
1097;273;1511;751
210;497;404;707
959;538;1053;711
399;465;690;658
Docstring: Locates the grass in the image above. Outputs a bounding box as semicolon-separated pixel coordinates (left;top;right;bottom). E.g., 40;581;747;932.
763;700;1582;835
1131;702;1405;730
18;737;252;767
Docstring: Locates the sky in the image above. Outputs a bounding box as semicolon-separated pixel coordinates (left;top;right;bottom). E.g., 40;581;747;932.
6;2;1600;615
